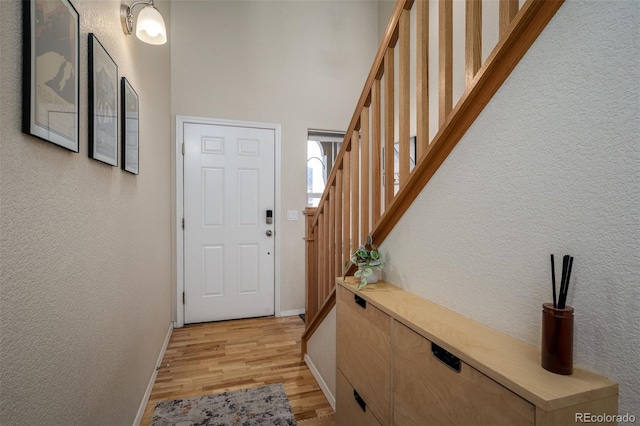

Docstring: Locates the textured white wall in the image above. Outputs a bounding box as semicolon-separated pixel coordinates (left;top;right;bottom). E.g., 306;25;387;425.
382;0;639;414
171;1;380;314
0;1;172;423
307;306;336;403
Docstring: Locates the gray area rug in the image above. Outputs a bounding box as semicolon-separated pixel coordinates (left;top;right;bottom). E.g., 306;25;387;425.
151;383;297;426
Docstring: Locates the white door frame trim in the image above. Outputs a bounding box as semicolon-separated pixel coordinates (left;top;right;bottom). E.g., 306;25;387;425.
175;115;282;328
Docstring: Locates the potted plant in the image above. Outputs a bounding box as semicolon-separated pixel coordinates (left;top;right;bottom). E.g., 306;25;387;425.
346;235;384;290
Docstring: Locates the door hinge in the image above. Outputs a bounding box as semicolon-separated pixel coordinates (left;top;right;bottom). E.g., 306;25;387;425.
182;218;185;229
182;291;185;304
182;143;185;155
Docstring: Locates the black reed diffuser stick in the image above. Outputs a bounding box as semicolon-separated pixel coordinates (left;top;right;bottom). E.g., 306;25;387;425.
560;255;568;307
559;256;574;309
550;254;557;309
550;254;574;309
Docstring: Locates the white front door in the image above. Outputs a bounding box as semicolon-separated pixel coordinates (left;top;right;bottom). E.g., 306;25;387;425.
183;122;275;323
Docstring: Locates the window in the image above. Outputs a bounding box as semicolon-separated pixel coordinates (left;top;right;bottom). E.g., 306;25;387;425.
307;130;345;207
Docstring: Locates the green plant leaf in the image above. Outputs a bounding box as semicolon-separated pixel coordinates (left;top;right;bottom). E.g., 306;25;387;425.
354;269;362;278
363;267;373;277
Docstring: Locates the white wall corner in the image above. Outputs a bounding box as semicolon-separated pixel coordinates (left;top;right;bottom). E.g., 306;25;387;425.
304;354;336;411
279;309;305;317
133;322;174;426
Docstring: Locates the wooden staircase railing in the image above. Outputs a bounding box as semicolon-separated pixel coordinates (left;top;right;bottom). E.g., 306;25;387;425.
302;0;564;357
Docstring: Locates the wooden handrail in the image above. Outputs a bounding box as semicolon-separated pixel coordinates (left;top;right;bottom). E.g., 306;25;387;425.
370;0;564;246
311;0;413;229
303;0;564;357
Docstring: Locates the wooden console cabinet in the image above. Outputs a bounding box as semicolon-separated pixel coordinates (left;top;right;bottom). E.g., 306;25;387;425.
336;285;392;425
336;278;618;426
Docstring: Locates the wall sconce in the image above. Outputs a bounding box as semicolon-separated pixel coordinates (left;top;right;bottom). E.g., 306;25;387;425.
121;0;167;45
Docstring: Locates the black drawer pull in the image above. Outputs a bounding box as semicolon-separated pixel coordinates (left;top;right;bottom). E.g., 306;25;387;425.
354;294;367;309
431;342;461;373
353;389;367;412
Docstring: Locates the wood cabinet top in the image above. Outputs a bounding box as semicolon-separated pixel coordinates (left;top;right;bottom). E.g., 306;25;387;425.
337;278;617;412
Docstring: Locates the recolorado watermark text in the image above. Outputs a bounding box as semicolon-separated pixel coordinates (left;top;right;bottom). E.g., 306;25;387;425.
576;413;636;423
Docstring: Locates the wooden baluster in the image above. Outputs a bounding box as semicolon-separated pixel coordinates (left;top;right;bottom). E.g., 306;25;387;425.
399;8;411;188
351;130;360;248
371;79;382;224
327;187;334;295
361;106;370;239
439;0;453;126
304;208;317;325
323;204;330;300
384;48;395;207
335;169;343;278
317;208;324;316
416;0;429;161
466;0;482;87
342;150;351;266
499;0;518;38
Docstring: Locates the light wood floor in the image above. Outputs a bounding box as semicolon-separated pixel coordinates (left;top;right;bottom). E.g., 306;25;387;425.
140;315;335;425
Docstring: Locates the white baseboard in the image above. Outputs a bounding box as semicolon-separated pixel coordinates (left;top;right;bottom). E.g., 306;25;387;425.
279;309;305;317
304;354;336;411
133;322;174;426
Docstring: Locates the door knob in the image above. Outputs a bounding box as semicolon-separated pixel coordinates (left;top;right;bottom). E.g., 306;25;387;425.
266;230;273;237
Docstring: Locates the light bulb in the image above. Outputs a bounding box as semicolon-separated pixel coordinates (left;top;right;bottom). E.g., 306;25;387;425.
135;5;166;45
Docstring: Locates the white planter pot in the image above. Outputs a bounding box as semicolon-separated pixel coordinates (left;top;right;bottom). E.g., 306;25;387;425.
360;267;381;284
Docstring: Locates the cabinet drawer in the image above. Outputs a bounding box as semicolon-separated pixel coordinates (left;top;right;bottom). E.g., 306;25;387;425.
393;322;535;426
336;369;382;426
337;285;392;425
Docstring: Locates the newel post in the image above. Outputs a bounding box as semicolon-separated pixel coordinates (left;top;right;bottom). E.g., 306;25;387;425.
303;207;318;327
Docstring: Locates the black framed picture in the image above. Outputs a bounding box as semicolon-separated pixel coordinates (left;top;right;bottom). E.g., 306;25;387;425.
382;136;417;189
393;136;417;186
88;33;118;166
22;0;80;151
121;77;139;175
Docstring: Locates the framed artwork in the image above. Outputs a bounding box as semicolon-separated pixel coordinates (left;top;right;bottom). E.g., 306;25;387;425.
88;33;118;166
382;136;417;192
22;0;80;151
393;136;417;186
121;77;139;175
